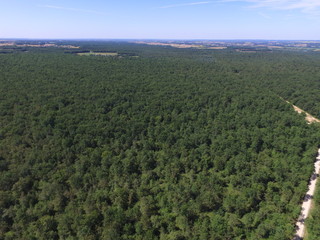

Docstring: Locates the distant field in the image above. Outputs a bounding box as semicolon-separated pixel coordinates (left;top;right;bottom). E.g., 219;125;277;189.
77;51;118;56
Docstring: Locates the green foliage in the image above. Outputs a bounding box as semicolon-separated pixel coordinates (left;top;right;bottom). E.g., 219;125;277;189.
306;182;320;240
1;42;320;239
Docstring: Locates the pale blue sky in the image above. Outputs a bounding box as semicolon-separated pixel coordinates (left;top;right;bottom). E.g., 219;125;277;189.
1;0;320;40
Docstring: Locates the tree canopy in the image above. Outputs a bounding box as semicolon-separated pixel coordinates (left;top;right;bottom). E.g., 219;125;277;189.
1;42;320;239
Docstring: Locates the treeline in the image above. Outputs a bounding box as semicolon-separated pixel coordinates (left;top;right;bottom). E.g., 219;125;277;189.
0;44;320;239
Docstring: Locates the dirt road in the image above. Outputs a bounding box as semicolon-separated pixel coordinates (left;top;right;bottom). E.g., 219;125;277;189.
293;149;320;239
282;99;320;239
291;104;320;124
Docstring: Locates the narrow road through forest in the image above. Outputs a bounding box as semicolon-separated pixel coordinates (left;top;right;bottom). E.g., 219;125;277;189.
293;149;320;239
287;101;320;240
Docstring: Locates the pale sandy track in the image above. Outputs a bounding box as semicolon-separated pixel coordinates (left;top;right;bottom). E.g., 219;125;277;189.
293;149;320;240
285;100;320;240
280;98;320;239
291;104;320;124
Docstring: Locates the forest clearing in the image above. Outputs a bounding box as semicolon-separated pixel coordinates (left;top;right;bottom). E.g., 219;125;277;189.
77;51;119;56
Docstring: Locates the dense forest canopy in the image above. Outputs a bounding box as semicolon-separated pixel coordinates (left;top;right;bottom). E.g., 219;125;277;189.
1;42;320;240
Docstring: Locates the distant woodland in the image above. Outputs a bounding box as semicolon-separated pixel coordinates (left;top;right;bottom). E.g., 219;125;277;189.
1;42;320;239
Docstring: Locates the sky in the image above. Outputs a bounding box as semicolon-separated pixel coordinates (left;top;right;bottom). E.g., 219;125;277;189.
1;0;320;40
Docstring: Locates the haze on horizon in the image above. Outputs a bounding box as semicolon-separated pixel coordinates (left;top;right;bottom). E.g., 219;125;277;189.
1;0;320;40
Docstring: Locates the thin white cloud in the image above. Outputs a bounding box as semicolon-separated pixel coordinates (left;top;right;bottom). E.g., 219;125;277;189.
41;5;106;15
220;0;320;12
159;1;212;9
258;12;271;19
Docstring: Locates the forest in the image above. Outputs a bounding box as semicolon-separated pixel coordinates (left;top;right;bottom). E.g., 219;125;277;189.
306;179;320;240
1;42;320;239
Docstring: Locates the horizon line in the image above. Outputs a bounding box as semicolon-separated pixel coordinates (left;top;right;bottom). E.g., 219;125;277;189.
1;38;320;41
